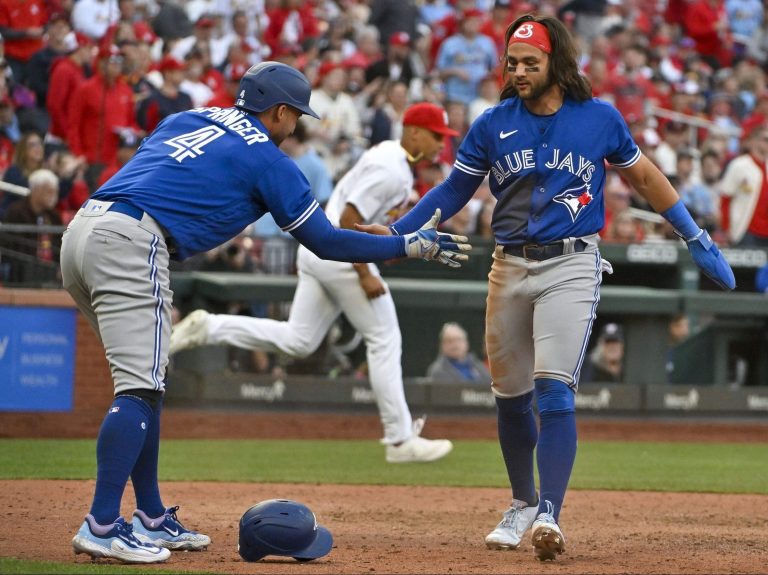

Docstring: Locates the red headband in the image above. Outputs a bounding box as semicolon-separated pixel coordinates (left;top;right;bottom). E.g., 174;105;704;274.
508;22;551;54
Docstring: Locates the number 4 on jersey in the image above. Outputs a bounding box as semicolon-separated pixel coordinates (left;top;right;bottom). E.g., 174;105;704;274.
164;126;226;163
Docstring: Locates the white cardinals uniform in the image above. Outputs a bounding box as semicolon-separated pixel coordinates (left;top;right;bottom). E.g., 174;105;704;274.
206;140;416;443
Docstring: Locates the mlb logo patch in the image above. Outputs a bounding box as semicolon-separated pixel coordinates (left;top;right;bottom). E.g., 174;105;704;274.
109;406;120;413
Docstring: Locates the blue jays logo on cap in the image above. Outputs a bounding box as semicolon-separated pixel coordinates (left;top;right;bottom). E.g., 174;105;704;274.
553;183;593;222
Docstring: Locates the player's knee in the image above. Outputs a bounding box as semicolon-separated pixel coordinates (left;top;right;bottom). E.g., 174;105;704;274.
284;338;318;358
534;378;575;415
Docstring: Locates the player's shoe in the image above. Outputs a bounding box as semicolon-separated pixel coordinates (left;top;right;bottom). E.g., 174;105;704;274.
385;416;453;463
170;309;209;354
131;506;211;550
531;501;565;561
485;499;538;550
72;515;171;563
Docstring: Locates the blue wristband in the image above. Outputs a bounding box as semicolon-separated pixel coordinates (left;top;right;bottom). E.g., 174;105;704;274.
661;200;700;241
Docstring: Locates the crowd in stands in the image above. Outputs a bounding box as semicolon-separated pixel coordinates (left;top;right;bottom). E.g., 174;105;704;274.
1;0;768;279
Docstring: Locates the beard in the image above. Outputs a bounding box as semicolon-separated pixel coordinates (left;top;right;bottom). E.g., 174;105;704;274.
517;75;555;101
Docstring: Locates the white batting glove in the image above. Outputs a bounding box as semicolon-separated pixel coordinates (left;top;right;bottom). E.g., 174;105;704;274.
402;209;471;268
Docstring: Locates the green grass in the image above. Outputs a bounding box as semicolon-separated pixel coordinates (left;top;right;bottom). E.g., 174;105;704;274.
2;438;766;574
1;438;766;494
0;557;212;575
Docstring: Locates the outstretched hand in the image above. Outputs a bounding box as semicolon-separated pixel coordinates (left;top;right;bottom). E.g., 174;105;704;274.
402;209;472;268
684;229;736;290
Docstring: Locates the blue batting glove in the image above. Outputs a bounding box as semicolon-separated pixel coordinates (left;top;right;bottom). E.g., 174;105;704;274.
683;229;736;291
403;208;471;268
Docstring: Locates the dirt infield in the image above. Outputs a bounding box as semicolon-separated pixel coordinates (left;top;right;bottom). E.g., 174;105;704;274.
1;411;767;574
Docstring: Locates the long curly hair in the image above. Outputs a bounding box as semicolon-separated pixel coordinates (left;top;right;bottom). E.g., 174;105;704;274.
500;14;592;102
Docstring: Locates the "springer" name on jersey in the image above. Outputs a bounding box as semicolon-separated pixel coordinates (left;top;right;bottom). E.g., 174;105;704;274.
192;107;269;145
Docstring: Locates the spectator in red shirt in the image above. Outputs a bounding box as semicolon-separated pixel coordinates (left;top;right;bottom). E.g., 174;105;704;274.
193;40;225;96
742;92;768;139
0;0;47;84
0;99;14;176
206;62;246;109
264;0;320;56
67;44;137;192
684;0;732;69
104;0;156;47
46;31;94;146
604;43;661;124
479;0;513;57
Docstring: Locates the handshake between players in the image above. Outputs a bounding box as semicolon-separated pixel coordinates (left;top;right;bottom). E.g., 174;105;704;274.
359;208;472;269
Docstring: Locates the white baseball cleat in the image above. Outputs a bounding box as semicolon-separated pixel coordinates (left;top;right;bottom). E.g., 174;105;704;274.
485;499;538;550
531;502;565;561
72;515;171;564
170;309;209;354
131;506;211;551
385;416;453;463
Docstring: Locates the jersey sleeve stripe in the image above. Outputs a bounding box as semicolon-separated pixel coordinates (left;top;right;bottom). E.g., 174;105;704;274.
454;160;487;177
608;147;641;169
281;200;320;232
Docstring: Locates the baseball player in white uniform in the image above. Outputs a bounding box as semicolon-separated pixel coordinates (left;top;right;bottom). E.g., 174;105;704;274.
172;102;458;463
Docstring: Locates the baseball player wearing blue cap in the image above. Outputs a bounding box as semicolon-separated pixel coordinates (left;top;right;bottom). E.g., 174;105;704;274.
61;61;470;564
360;15;735;561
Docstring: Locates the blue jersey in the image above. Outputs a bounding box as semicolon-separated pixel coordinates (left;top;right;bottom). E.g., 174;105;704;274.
455;97;640;245
94;107;323;260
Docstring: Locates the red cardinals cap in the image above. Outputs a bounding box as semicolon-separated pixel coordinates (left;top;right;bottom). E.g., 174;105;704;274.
389;31;410;47
64;31;93;53
318;60;343;77
343;52;369;69
403;103;459;137
159;55;185;72
228;62;248;81
462;8;486;19
508;21;552;54
195;15;216;28
98;44;123;61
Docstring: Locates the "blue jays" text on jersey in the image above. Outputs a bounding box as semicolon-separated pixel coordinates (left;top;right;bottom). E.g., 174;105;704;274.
455;97;640;245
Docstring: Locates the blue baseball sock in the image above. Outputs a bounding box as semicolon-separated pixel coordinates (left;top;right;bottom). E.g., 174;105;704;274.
534;378;577;522
131;396;165;518
495;392;538;506
89;395;152;525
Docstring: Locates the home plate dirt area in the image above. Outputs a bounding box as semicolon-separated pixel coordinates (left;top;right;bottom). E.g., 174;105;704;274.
1;412;766;574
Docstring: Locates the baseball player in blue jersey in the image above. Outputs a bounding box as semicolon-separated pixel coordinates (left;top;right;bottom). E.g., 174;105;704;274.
360;15;735;561
60;61;470;564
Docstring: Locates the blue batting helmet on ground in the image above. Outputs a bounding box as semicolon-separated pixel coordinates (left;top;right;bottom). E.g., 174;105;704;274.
235;61;320;119
238;499;333;562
